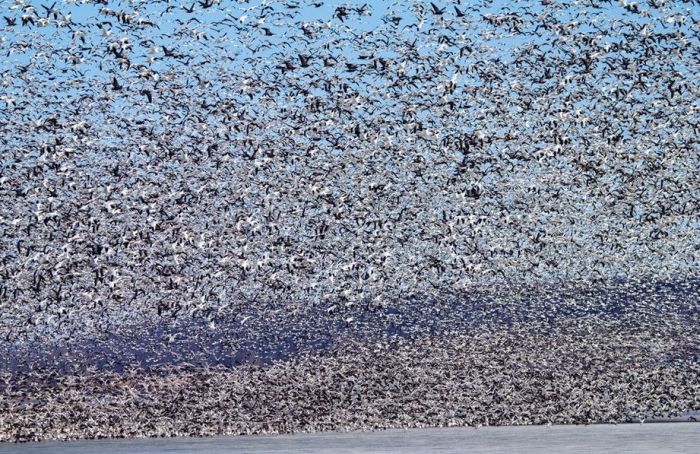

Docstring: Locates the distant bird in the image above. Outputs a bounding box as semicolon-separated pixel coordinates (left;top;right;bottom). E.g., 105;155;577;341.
299;54;311;67
111;77;122;91
334;6;349;22
140;88;152;103
430;2;446;15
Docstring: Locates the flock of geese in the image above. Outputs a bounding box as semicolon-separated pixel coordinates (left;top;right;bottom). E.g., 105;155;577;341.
1;0;699;443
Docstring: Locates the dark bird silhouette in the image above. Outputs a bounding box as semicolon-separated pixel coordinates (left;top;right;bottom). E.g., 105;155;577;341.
111;77;123;91
334;6;349;22
430;2;446;15
299;54;311;67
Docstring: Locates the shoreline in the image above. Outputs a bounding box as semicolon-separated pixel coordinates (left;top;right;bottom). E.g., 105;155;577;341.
3;422;699;453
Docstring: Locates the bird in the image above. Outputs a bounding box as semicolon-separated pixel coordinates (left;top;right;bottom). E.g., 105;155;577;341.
111;77;123;91
430;3;446;15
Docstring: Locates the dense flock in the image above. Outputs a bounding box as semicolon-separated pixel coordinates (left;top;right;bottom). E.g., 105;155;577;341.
0;0;699;443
